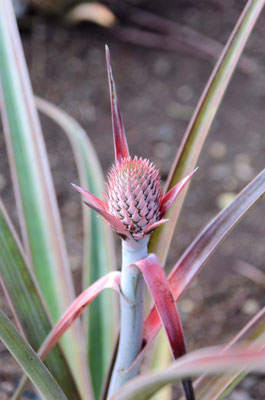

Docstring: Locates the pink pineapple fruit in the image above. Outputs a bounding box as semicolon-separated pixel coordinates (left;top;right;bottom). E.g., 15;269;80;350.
72;46;196;244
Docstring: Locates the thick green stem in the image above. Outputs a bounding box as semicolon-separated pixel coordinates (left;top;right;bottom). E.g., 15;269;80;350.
108;237;149;396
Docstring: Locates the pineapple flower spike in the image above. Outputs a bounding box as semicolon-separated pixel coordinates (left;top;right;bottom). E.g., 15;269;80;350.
73;49;198;243
105;45;130;165
71;183;129;238
160;167;198;217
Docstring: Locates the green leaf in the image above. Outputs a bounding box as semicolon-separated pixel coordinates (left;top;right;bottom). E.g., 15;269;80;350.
0;311;68;400
36;96;117;399
0;1;91;398
149;0;265;265
0;200;80;398
110;347;265;400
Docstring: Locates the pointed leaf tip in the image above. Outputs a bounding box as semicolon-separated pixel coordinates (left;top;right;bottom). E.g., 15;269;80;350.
161;168;198;217
71;182;79;190
105;46;129;164
72;182;107;212
72;183;129;237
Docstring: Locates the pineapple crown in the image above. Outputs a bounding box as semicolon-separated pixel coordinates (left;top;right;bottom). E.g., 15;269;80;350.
72;46;196;243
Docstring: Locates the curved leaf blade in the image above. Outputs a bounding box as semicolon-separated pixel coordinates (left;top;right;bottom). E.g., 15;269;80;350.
191;306;265;399
135;255;194;400
36;96;117;398
39;271;121;361
0;1;91;397
136;255;186;359
0;311;68;400
0;200;80;398
144;169;265;355
149;0;265;265
110;347;265;400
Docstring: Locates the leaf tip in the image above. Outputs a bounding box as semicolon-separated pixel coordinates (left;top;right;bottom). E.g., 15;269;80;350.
105;44;110;57
71;183;82;193
105;45;129;164
71;182;79;190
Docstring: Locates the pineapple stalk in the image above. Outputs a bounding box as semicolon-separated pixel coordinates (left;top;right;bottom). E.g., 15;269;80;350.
108;237;149;395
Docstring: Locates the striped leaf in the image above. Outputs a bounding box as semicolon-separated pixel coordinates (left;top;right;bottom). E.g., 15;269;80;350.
36;96;117;399
149;0;265;265
0;200;81;398
0;1;91;397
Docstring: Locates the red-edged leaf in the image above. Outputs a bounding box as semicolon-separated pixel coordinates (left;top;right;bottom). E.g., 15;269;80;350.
135;255;185;359
105;45;130;164
0;1;91;395
148;0;265;266
38;271;121;360
134;255;194;400
160;169;198;217
141;168;265;360
110;347;265;400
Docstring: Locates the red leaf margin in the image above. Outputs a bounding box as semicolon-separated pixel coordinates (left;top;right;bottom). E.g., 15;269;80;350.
135;255;186;360
38;271;121;360
110;346;265;400
134;255;194;400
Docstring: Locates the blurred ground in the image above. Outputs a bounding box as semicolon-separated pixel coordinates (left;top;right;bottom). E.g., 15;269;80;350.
1;0;265;399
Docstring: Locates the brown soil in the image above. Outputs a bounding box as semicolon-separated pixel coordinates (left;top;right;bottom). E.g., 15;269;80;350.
1;0;265;399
